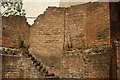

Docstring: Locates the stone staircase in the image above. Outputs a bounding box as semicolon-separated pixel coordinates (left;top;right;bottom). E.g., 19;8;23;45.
2;47;59;78
23;50;59;78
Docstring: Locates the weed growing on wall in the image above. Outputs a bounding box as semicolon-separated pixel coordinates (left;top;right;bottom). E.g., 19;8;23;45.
75;39;86;50
18;31;24;48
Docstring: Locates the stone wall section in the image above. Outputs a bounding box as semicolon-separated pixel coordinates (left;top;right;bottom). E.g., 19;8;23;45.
29;7;66;76
65;2;110;49
29;7;65;57
29;2;112;77
2;2;119;78
85;2;110;46
65;4;86;49
29;2;111;56
2;15;30;48
2;54;42;78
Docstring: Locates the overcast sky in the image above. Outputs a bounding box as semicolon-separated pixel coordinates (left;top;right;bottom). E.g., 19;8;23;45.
2;0;116;25
23;0;95;25
23;2;60;25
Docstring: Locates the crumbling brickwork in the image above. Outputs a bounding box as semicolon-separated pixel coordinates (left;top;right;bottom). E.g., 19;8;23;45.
65;2;110;48
2;15;30;48
29;7;65;72
29;2;110;55
2;2;120;79
60;51;111;78
117;45;120;79
29;2;112;78
2;55;43;78
2;47;59;78
85;2;110;46
29;7;65;56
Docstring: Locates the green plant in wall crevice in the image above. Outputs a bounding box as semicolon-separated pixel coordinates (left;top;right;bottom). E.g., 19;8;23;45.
75;39;86;50
18;31;24;48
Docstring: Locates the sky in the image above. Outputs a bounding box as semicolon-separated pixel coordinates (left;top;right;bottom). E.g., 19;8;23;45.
23;2;59;25
23;0;95;25
15;0;102;25
1;0;119;25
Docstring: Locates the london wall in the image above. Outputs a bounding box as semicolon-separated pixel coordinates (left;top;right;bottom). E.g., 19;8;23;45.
1;2;119;78
30;2;110;55
29;2;111;77
65;2;110;49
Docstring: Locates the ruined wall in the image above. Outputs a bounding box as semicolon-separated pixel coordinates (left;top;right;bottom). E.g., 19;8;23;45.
65;3;86;49
117;44;120;79
29;7;65;71
29;2;112;78
29;2;110;56
2;47;59;78
109;3;120;79
2;15;30;48
59;2;83;7
2;54;43;78
60;50;111;78
109;2;120;42
2;2;119;78
85;2;110;46
65;2;110;49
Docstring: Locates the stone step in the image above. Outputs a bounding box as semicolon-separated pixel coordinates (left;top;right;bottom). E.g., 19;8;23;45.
23;51;59;78
32;60;38;64
45;73;55;76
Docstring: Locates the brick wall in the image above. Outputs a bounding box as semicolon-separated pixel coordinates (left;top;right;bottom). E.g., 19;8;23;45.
109;2;120;42
2;2;119;78
2;54;43;78
29;7;66;72
65;2;110;49
117;44;120;79
29;2;112;78
85;2;110;46
60;51;111;78
65;4;86;49
29;2;110;54
2;15;30;48
29;7;65;57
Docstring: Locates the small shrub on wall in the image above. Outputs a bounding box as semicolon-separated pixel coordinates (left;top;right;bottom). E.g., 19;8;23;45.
75;39;87;50
18;39;24;48
17;31;24;48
